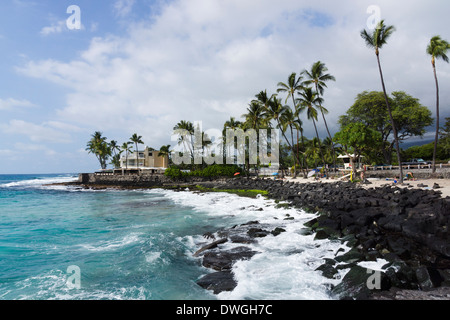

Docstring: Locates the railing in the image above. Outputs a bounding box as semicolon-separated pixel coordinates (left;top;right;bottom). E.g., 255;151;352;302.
367;163;450;171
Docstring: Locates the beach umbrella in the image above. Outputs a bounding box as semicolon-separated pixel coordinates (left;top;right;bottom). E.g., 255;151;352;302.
272;172;279;176
307;169;319;178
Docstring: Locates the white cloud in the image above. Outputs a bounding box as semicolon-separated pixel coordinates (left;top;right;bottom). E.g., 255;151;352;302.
40;20;66;36
0;98;35;110
18;0;450;151
113;0;135;17
1;120;72;144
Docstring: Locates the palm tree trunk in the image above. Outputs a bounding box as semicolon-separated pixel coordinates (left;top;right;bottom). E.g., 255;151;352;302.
376;53;404;183
315;84;337;173
135;143;139;171
277;119;302;172
432;62;439;173
289;125;297;178
312;118;326;169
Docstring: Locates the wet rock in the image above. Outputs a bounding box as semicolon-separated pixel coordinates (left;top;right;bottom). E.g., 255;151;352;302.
202;246;258;271
330;266;373;300
271;227;286;236
193;238;228;257
196;271;237;294
247;228;270;238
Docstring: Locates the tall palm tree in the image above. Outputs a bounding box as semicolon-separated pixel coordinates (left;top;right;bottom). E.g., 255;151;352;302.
427;35;450;173
158;144;171;168
280;106;304;177
223;117;242;164
361;20;403;183
173;120;195;161
297;87;327;169
120;142;133;171
302;61;337;171
109;140;121;169
242;101;268;175
242;101;268;130
130;133;144;169
277;72;304;107
86;131;110;170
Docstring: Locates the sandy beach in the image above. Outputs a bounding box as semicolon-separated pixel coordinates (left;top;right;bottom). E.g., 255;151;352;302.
285;176;450;198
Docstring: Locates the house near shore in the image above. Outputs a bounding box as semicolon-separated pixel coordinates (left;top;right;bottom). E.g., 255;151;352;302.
338;154;364;170
117;146;169;174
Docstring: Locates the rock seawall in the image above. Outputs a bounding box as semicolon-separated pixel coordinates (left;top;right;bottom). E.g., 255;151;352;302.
193;178;450;299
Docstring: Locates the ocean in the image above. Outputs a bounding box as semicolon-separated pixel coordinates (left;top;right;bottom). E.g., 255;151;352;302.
0;174;352;300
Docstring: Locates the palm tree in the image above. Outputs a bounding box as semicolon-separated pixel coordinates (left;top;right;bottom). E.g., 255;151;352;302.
302;61;337;171
280;106;304;177
109;140;121;169
86;131;111;170
173;120;195;161
130;133;144;170
120;142;133;172
158;144;171;168
242;101;268;175
223;117;242;164
242;101;268;130
427;35;450;173
277;72;304;107
296;87;327;169
361;20;404;183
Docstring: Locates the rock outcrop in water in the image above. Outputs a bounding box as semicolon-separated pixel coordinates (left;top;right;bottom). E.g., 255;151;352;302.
193;177;450;299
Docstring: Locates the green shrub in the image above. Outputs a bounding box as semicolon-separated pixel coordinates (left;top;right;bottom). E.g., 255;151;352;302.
164;167;184;179
165;164;242;178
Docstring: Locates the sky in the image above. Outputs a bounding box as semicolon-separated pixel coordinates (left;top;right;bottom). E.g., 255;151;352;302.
0;0;449;174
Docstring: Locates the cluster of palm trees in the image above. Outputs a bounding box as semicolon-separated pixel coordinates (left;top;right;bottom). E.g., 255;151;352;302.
86;131;171;170
222;60;337;177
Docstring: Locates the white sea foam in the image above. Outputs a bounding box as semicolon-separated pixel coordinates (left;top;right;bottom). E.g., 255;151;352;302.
1;176;77;189
79;233;143;252
152;188;351;300
145;251;162;264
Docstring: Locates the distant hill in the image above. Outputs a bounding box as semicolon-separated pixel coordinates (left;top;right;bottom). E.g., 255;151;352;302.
400;138;434;150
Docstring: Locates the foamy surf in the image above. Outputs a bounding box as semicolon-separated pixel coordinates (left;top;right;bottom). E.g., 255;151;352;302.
152;189;351;300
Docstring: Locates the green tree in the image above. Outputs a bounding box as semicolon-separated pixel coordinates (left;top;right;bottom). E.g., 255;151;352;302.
439;117;450;159
279;106;304;176
173;120;195;161
86;131;111;170
120;142;133;170
340;91;433;164
334;123;382;179
223;117;242;165
277;72;305;176
242;101;269;175
109;140;121;169
427;35;450;172
302;61;337;170
361;19;403;183
130;133;144;169
158;144;171;168
296;87;327;169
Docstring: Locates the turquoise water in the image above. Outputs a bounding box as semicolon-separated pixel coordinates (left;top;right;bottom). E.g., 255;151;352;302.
0;174;349;300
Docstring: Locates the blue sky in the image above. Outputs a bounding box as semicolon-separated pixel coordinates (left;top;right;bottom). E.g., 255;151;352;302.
0;0;449;174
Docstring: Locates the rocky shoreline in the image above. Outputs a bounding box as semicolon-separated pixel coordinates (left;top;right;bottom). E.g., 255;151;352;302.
66;175;450;300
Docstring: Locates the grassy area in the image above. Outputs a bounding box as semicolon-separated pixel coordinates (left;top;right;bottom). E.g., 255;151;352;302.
194;185;269;198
